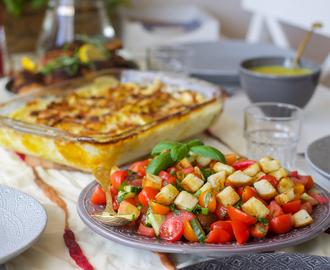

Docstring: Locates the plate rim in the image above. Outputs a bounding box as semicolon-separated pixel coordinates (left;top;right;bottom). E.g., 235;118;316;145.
0;185;48;264
77;180;330;255
305;135;330;180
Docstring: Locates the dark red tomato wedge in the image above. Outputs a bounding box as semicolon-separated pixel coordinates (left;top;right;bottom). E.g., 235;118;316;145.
232;160;256;171
266;200;284;220
269;214;293;234
165;210;196;222
231;220;250;244
205;227;230;243
227;205;258;226
214;204;228;220
282;200;301;214
237;187;244;197
210;221;235;241
159;218;183;242
309;193;329;205
250;222;270;238
137;223;157;237
299;202;313;215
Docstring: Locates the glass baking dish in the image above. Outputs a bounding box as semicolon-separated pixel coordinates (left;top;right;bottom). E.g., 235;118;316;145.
0;69;226;172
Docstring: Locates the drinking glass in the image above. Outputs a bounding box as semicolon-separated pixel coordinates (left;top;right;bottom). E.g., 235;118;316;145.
146;45;194;76
244;102;303;170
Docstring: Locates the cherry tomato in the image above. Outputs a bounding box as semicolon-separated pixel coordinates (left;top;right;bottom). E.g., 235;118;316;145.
159;171;177;187
302;175;315;190
214;204;228;220
183;220;200;242
129;161;144;173
166;210;196;222
309;193;330;205
137;160;150;176
199;190;216;212
231;220;250;244
266;200;284;220
242;186;258;203
138;187;159;207
232;160;256;171
210;221;235;241
282;200;301;214
159;218;184;242
182;166;194;174
149;200;171;215
91;185;106;205
166;167;177;174
291;176;308;186
250;222;269;238
299;202;313;215
205;227;230;243
237;187;244;197
137;223;157;237
258;175;278;189
224;154;237;166
197;212;217;227
110;185;118;196
227;205;258;226
111;170;129;189
290;171;299;178
269;214;293;234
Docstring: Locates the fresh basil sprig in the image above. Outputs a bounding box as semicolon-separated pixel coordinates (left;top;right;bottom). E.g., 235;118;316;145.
151;141;180;157
188;139;204;148
146;151;175;175
171;143;190;162
190;145;226;164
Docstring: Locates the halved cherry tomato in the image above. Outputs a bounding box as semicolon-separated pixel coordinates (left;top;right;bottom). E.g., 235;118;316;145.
266;200;284;220
159;171;177;187
290;171;299;178
302;175;315;190
309;193;329;205
182;166;194;174
111;170;129;189
205;227;230;243
110;185;118;196
242;186;258;203
231;220;250;244
299;201;313;215
250;222;269;238
199;190;216;212
183;220;200;242
269;213;293;234
224;154;237;166
159;218;184;242
149;200;171;215
281;200;301;214
293;182;305;195
211;220;235;241
166;167;177;174
138;187;159;207
91;185;106;205
137;223;156;237
237;187;244;197
137;160;150;176
159;171;174;181
128;161;144;173
258;175;278;189
227;205;258;226
232;160;256;171
214;204;228;220
166;210;196;222
291;176;308;186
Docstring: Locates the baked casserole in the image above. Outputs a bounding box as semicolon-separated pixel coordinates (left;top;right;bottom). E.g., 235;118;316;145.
0;69;226;172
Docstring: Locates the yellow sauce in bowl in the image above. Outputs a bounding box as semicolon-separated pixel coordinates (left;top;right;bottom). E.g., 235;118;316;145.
250;65;313;76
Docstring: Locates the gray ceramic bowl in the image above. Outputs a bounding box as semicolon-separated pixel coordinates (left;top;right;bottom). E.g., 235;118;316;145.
239;56;321;108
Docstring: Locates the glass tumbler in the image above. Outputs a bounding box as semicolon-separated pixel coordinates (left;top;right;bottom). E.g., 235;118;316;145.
244;102;303;170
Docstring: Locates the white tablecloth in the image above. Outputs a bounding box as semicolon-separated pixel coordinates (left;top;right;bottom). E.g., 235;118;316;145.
1;77;330;270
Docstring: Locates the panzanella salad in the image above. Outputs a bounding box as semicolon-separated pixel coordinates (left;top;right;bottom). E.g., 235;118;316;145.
90;140;329;244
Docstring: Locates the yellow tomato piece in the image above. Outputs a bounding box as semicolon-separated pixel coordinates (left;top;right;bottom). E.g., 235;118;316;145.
294;182;305;195
21;56;36;71
183;220;199;242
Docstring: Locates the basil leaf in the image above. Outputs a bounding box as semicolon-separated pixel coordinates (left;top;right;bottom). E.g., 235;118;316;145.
190;145;226;164
203;192;212;208
171;143;190;162
188;139;204;148
146;152;175;175
151;141;181;156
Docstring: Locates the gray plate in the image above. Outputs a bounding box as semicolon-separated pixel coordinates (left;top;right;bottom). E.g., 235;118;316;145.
77;181;330;255
181;253;330;270
306;135;330;180
0;185;47;264
185;40;294;94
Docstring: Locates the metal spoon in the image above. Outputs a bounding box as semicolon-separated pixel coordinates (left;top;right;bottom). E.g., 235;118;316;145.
291;22;322;69
92;167;132;226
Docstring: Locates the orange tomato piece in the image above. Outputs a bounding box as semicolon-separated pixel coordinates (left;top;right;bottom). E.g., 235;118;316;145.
224;154;237;166
149;200;171;215
183;220;199;242
199;190;216;212
293;182;305;195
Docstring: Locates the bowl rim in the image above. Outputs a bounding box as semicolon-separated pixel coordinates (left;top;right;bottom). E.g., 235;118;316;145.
238;56;321;79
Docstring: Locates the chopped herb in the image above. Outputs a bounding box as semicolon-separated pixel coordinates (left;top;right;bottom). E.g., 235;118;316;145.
256;217;269;226
203;227;211;234
233;200;243;209
127;170;137;175
258;228;267;236
194;189;202;198
136;203;143;210
203;191;212;208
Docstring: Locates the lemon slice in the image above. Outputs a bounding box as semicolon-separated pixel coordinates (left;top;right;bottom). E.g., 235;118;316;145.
79;44;107;63
22;56;37;71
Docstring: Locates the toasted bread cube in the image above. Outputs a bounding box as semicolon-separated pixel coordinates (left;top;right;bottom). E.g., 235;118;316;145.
226;170;254;188
110;165;120;176
277;176;294;194
179;157;193;168
197;182;213;194
254;179;277;200
155;184;179;205
275;189;295;206
180;173;204;193
243;162;261;177
196;155;212;167
293;209;313;228
242;197;270;218
215;186;240;207
142;173;162;191
118;200;140;220
259;156;281;173
174;191;199;210
268;168;290;181
207;171;227;189
213;162;236;175
251;171;266;184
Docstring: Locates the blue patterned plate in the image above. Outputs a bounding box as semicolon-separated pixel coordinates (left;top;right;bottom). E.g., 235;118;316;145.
0;185;47;264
